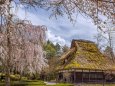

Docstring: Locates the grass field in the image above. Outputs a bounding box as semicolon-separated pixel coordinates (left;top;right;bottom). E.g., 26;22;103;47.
0;80;45;86
0;80;73;86
0;81;115;86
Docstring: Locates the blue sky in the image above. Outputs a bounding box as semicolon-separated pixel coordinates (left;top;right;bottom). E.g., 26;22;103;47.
16;6;98;47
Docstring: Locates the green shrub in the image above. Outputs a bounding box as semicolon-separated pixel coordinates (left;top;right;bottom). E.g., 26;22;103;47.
21;77;28;81
0;73;28;81
10;74;20;81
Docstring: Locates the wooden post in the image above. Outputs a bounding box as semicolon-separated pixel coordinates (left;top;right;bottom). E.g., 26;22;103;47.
89;70;90;82
82;69;83;83
56;73;58;83
102;70;105;86
62;73;64;83
74;71;76;83
95;70;97;83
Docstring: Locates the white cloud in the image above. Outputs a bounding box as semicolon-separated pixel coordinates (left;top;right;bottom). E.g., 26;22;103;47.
46;30;66;46
16;7;99;47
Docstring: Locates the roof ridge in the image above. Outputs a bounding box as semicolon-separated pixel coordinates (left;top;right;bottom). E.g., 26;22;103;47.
72;39;95;43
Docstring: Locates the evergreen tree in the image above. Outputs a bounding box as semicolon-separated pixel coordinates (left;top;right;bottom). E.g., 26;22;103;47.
62;45;69;53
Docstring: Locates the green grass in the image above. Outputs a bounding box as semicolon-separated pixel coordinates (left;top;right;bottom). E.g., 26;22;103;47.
0;80;46;86
0;81;115;86
0;80;73;86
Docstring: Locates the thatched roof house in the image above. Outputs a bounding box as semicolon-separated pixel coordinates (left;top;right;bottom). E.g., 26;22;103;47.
57;39;115;83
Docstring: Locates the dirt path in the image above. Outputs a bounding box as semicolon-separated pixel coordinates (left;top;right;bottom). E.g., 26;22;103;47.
44;82;57;85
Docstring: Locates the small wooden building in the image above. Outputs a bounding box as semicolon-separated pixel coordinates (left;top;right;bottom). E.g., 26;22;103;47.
57;39;115;83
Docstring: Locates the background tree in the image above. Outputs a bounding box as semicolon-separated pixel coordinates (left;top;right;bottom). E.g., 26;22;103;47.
96;20;115;60
44;40;56;59
44;40;62;81
62;45;69;53
55;43;61;57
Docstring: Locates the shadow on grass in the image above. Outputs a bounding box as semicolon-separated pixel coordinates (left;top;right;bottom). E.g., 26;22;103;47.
0;80;46;86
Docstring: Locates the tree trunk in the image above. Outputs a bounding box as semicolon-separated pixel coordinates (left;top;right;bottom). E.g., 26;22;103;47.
19;72;23;81
5;68;10;86
5;0;12;85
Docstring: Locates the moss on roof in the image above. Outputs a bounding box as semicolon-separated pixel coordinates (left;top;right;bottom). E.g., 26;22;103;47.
58;39;115;71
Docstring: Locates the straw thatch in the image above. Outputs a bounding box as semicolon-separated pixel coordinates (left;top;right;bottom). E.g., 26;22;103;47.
58;39;115;71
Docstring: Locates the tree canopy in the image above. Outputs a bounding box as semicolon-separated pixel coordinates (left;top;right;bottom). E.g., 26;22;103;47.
49;0;115;25
1;0;114;25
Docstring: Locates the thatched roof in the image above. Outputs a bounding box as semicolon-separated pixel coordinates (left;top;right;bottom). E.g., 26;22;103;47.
58;39;115;71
